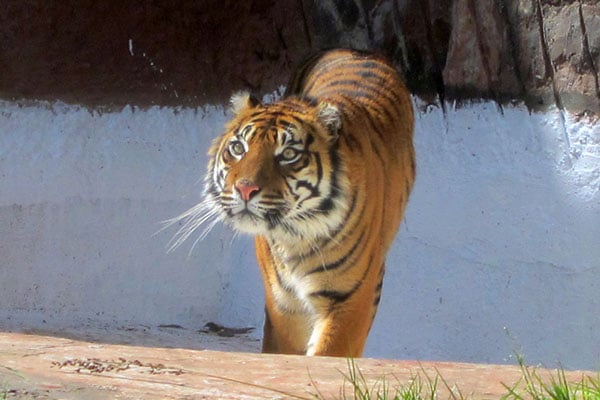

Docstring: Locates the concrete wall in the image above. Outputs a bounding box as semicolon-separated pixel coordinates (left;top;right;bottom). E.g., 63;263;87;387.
1;98;598;369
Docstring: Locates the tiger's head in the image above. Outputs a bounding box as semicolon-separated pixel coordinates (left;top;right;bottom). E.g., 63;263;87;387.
205;92;350;243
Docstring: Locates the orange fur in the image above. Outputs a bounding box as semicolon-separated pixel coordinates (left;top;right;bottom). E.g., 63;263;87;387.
206;49;415;357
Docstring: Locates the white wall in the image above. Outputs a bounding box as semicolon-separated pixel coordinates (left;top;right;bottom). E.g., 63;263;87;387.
0;99;598;370
0;103;233;329
369;103;600;369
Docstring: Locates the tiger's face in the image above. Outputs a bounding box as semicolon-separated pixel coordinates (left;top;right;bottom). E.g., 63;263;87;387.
205;92;349;242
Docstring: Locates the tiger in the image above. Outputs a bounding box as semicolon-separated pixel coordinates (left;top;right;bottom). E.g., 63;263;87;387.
171;48;415;357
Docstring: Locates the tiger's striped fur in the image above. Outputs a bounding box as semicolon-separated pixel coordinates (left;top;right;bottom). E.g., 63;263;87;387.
201;49;415;357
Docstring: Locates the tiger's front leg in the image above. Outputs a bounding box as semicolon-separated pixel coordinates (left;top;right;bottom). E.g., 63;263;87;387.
261;275;378;357
261;305;313;355
263;299;374;357
305;297;376;357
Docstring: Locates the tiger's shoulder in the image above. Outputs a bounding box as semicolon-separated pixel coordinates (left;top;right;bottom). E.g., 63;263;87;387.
286;49;414;164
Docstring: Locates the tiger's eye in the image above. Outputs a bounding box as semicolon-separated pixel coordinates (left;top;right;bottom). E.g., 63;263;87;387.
281;148;299;162
229;140;246;157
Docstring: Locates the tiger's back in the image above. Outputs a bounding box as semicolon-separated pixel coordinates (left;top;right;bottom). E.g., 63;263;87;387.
185;49;415;357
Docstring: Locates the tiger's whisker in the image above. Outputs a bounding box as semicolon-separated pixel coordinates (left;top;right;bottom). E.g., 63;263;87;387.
165;199;221;253
187;217;221;257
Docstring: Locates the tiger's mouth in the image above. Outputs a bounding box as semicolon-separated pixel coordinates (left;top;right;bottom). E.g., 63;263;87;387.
223;199;287;233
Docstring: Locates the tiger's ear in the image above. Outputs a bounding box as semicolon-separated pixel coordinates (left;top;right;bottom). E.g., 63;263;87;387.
316;102;341;142
230;91;260;115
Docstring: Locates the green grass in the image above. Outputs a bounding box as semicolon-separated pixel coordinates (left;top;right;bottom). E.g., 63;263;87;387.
0;385;13;400
501;355;600;400
1;366;29;400
203;355;599;400
0;381;8;399
310;358;465;400
0;385;10;400
309;357;600;400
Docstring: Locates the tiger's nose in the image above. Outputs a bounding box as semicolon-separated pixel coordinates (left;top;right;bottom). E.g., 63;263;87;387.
234;179;261;201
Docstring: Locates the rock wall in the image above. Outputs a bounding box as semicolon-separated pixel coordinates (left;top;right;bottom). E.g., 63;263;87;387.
1;1;599;114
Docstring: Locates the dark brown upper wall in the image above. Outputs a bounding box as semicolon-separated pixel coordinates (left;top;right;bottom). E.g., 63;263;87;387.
0;1;314;108
1;0;599;114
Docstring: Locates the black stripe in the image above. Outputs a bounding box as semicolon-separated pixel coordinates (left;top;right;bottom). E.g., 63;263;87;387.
317;198;334;213
291;152;324;205
258;198;285;207
285;153;310;172
318;89;373;101
361;115;384;161
287;113;307;127
308;255;376;306
310;57;401;98
373;294;381;306
262;239;293;295
277;119;294;129
310;289;352;303
374;263;385;306
314;152;323;183
323;79;363;88
207;180;220;197
284;137;304;147
305;132;315;147
248;111;263;119
267;213;282;229
356;60;388;71
327;143;342;200
295;179;318;197
305;229;366;275
283;177;300;201
327;190;360;240
357;70;380;80
326;75;403;110
268;128;277;142
331;90;397;126
262;111;286;118
359;102;386;137
246;117;267;124
343;133;361;152
286;191;357;264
